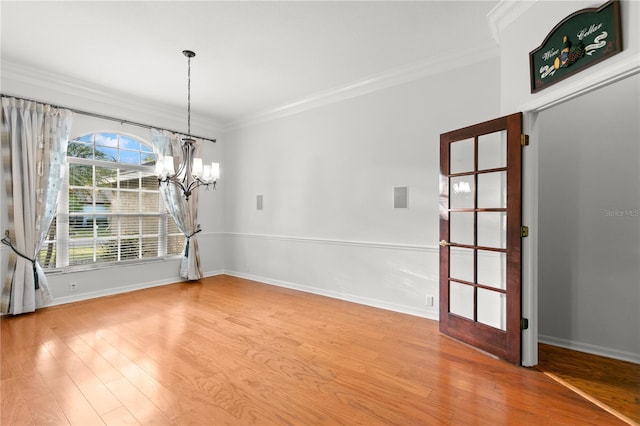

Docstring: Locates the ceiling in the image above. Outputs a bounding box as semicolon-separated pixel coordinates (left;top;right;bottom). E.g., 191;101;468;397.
1;1;499;127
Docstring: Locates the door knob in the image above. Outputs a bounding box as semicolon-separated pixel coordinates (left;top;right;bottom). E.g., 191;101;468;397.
439;240;450;247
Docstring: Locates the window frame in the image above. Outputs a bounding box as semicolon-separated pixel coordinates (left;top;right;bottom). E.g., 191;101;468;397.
38;132;183;273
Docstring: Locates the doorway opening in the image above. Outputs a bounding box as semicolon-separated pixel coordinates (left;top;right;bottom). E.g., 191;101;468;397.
534;73;640;423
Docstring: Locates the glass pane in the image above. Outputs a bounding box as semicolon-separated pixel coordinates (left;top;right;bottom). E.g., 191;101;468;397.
96;189;114;205
450;247;474;282
142;217;160;235
141;152;157;167
97;239;119;262
477;171;506;208
95;166;117;188
168;219;181;235
95;146;118;162
141;237;158;258
477;251;506;290
478;131;506;170
68;141;93;159
119;135;140;150
450;212;474;245
141;174;158;190
450;138;474;174
450;282;474;320
69;220;91;237
477;288;506;330
69;187;91;212
119;149;141;165
69;164;94;188
120;171;142;190
168;235;184;255
140;143;153;153
450;176;474;209
477;212;506;248
76;134;93;143
119;192;140;212
69;239;96;265
120;237;140;260
95;133;118;147
37;217;57;268
141;192;159;212
120;216;138;235
37;242;56;268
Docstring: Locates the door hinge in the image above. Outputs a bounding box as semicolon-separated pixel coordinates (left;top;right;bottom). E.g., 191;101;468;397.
521;318;529;330
521;226;529;237
521;134;529;146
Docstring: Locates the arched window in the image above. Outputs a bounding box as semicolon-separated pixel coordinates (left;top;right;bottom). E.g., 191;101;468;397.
38;132;183;269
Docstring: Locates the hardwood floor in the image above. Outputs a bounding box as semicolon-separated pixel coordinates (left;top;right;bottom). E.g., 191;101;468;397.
0;275;629;425
537;343;640;425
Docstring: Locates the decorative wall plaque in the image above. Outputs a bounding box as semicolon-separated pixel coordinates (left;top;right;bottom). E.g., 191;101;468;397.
529;0;622;93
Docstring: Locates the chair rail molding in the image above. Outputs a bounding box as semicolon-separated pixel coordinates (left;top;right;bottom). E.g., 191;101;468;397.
221;232;438;253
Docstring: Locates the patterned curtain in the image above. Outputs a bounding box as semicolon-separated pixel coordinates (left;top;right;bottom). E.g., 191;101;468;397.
1;97;73;314
151;129;203;280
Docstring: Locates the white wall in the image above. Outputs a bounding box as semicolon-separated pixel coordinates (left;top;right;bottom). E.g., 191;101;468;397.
221;58;500;319
537;74;640;362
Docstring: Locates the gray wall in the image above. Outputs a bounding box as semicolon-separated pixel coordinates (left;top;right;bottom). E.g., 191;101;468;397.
537;74;640;362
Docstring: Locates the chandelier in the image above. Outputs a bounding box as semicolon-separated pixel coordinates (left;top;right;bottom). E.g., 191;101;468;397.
155;50;219;201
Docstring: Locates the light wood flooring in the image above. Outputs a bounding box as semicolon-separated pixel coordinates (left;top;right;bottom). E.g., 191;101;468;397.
537;343;639;425
0;275;630;425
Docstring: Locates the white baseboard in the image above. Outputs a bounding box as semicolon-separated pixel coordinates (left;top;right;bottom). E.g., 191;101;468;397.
47;278;181;307
41;264;439;323
201;269;225;278
47;269;225;308
539;334;640;364
223;270;439;321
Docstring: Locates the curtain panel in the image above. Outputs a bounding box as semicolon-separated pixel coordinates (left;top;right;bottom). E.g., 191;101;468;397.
1;97;73;314
151;129;203;280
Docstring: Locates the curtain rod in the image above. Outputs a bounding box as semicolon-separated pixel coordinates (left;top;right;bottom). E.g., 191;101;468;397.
1;93;217;143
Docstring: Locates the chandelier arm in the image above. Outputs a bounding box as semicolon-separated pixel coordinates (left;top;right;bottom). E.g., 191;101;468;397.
182;138;195;186
161;176;188;197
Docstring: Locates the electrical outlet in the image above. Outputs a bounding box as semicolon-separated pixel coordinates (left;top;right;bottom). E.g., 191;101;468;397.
69;282;78;292
425;295;434;306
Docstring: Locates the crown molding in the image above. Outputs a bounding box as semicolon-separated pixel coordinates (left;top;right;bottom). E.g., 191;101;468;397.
225;43;500;131
487;0;538;43
2;42;500;136
0;60;224;138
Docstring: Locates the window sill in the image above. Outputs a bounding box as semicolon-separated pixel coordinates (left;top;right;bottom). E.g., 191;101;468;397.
43;255;183;275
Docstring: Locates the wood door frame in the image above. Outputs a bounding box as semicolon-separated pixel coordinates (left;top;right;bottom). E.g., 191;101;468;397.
439;112;523;365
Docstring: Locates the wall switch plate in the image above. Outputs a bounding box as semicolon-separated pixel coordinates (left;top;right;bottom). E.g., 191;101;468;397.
425;295;434;306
